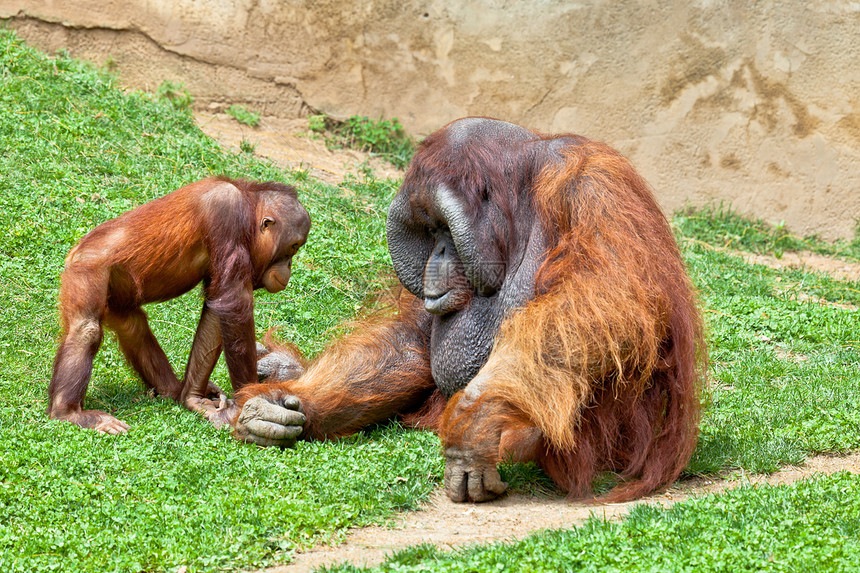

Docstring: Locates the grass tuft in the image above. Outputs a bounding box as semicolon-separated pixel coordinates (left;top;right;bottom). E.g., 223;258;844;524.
154;80;194;110
226;104;261;127
308;113;415;169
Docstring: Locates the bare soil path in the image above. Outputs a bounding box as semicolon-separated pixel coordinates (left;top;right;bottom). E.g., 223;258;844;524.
260;452;860;573
195;113;403;184
736;250;860;283
194;113;860;573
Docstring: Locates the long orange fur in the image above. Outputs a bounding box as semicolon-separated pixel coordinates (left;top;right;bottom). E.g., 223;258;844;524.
440;140;705;501
237;127;705;502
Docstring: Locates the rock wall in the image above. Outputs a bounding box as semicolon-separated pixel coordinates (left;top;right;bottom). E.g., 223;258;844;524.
2;0;858;239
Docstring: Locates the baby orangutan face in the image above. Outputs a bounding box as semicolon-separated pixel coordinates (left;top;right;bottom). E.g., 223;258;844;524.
255;195;310;294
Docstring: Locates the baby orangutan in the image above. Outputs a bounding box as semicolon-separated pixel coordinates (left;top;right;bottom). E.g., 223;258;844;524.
48;176;310;433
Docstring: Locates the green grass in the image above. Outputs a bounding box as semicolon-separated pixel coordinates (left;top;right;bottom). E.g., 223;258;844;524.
154;80;194;111
0;28;859;572
684;244;860;475
226;104;260;127
674;204;860;261
323;472;860;572
0;29;440;572
308;113;415;169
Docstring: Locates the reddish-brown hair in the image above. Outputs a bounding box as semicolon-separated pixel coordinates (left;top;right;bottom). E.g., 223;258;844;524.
442;139;705;501
236;126;704;502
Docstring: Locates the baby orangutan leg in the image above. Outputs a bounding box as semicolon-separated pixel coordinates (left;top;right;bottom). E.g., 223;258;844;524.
49;276;130;435
179;306;233;428
105;308;184;402
50;314;130;435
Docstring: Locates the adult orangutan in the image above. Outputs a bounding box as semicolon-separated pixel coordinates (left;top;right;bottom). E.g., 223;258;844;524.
49;177;310;434
231;118;705;503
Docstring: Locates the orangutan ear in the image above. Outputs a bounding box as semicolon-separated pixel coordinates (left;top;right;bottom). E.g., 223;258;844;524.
260;217;275;232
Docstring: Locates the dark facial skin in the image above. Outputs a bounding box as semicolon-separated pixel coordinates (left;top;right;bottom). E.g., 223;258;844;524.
387;169;547;397
422;228;472;315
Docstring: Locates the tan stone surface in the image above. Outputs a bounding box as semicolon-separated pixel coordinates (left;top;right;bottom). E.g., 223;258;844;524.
2;1;859;239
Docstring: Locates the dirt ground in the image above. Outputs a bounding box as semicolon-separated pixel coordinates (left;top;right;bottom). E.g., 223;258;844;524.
738;250;860;283
195;113;404;184
262;453;860;573
194;112;860;573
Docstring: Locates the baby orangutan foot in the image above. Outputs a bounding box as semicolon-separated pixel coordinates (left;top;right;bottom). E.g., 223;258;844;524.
51;408;130;435
184;393;236;429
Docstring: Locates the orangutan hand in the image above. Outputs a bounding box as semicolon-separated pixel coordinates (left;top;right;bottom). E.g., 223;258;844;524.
443;447;508;502
256;342;305;381
233;394;306;448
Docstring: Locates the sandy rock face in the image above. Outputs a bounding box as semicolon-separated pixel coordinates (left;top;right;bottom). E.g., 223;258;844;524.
2;0;859;240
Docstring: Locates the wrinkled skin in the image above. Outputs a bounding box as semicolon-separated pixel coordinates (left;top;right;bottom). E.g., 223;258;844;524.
234;394;305;448
444;448;507;503
234;118;561;501
255;342;305;381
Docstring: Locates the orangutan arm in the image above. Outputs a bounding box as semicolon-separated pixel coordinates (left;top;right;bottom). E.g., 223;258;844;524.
232;294;435;447
436;349;541;503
